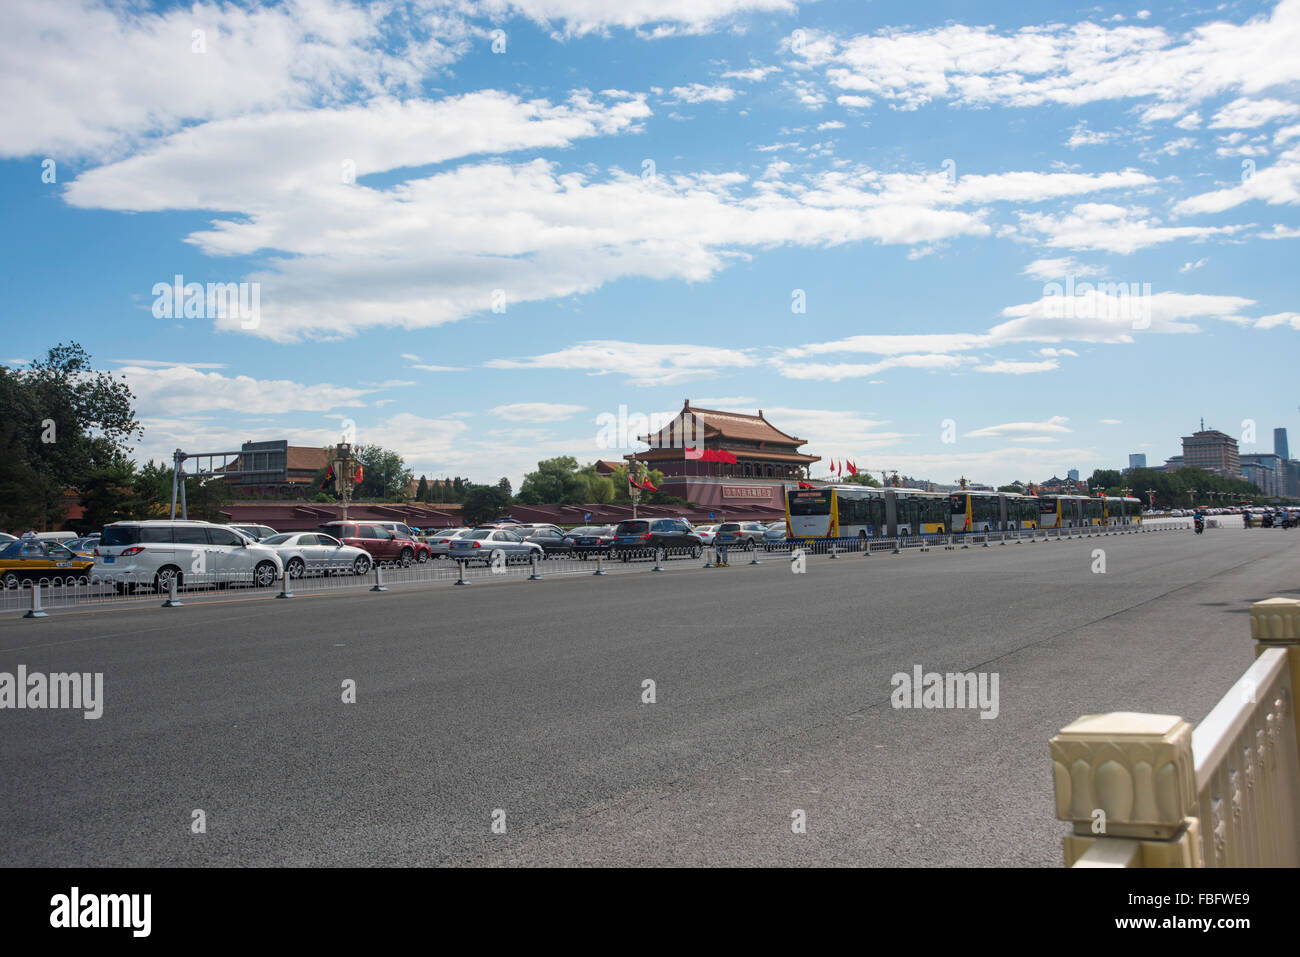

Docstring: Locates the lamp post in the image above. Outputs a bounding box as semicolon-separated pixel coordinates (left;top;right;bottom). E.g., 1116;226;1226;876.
629;459;648;520
1145;487;1157;509
324;440;360;521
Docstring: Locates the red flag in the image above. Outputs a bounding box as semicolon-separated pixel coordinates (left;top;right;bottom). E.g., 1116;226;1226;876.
320;465;335;490
829;458;836;474
642;478;658;492
797;481;813;489
847;461;858;476
353;465;364;484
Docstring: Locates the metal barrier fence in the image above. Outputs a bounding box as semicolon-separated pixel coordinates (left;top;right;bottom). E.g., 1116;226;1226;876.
1050;597;1300;867
1;519;1193;619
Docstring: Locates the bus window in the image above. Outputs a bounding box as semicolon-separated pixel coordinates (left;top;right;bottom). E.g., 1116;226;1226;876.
973;495;1000;530
789;490;831;515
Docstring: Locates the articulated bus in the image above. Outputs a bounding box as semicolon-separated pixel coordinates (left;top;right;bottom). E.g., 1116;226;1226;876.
786;486;1141;540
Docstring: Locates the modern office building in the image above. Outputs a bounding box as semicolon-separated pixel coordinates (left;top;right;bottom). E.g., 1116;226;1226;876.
1241;453;1282;497
1067;468;1080;482
1181;424;1241;478
1128;453;1147;470
1276;428;1290;461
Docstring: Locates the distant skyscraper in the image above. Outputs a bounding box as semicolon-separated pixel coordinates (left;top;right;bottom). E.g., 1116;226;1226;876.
1128;453;1147;470
1067;468;1079;481
1276;427;1290;461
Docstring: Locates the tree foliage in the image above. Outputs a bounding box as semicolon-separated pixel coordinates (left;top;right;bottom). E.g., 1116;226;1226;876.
1;343;141;531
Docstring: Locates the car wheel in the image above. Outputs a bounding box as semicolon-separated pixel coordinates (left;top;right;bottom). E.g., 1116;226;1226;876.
154;566;183;593
352;555;371;576
253;561;278;588
690;544;703;559
286;557;306;579
399;547;414;567
417;549;430;564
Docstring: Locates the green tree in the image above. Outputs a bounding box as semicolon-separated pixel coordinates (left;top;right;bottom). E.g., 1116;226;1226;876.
843;473;882;488
0;343;141;530
416;475;429;501
354;445;413;500
517;456;587;505
462;484;512;525
77;459;141;531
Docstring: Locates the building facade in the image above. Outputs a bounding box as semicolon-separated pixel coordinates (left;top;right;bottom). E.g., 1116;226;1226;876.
1275;428;1290;461
220;440;328;497
1181;428;1241;478
1241;453;1282;497
1128;453;1147;470
627;400;820;511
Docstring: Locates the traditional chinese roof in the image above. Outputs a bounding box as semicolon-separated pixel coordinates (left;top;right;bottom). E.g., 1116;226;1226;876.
641;400;810;449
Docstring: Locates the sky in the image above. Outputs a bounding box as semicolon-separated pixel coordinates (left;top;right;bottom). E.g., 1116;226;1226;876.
2;0;1298;489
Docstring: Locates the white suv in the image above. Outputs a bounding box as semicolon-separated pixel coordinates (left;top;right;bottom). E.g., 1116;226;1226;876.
93;520;284;593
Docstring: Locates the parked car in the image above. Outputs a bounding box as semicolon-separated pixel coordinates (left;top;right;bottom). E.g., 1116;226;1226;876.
715;521;767;549
373;521;422;542
693;524;718;545
316;521;431;566
448;528;543;566
258;532;373;577
567;525;616;558
93;520;284;593
524;526;574;557
428;527;473;558
763;522;788;549
0;539;94;587
229;524;278;542
612;518;703;561
63;537;99;559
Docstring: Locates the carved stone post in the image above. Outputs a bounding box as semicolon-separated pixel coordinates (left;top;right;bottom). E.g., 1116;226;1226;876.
1049;712;1201;867
1251;597;1300;749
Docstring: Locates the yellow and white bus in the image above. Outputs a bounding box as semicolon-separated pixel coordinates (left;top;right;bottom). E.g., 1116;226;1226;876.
789;487;1138;538
787;486;947;541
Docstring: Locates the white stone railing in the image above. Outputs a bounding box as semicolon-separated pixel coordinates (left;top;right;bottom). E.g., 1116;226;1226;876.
1049;597;1300;867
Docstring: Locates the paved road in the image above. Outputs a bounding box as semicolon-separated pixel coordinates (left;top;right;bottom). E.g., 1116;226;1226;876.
1;525;1295;866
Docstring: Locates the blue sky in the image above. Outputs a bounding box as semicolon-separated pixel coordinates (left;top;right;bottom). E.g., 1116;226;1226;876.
2;0;1298;488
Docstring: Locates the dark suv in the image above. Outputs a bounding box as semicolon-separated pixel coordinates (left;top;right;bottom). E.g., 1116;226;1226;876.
612;518;703;561
317;521;431;565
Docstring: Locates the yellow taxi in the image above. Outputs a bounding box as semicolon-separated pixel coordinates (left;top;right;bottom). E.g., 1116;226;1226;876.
0;539;95;587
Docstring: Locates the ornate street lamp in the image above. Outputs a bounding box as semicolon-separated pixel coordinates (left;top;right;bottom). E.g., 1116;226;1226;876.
323;439;360;521
628;459;649;520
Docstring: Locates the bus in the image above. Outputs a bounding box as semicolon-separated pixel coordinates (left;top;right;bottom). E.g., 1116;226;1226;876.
786;486;947;540
1102;496;1143;526
789;487;1136;539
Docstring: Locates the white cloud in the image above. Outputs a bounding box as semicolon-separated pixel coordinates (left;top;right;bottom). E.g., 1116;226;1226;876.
1180;257;1209;272
771;354;966;381
722;65;780;82
816;120;846;130
965;416;1072;439
118;364;372;417
974;359;1059;374
485;0;803;38
799;3;1300;115
0;0;472;159
489;402;586;422
1256;312;1300;329
667;83;738;104
1209;97;1300;129
486;340;757;387
1099;418;1123;425
1173;148;1300;214
1021;257;1103;281
1258;224;1300;238
1018;202;1246;253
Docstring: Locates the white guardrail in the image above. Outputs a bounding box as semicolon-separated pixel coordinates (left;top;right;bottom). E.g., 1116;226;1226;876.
1;520;1191;618
1051;597;1300;867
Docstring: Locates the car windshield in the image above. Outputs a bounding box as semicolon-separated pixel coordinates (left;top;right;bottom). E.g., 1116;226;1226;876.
262;533;295;545
465;530;493;540
616;521;650;534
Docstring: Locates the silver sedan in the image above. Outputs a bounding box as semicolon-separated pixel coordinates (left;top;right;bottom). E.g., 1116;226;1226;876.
427;527;473;558
259;532;373;577
448;528;544;566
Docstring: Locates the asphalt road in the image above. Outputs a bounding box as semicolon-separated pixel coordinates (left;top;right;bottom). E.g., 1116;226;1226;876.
1;524;1296;867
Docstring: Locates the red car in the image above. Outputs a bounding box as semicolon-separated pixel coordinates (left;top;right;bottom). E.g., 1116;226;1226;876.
317;521;431;566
